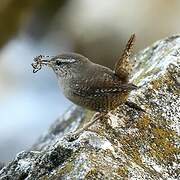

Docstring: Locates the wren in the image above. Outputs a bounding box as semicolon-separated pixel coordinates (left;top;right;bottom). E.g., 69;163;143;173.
32;34;142;141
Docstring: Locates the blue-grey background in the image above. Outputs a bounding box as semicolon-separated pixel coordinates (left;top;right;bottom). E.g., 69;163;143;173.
0;0;180;163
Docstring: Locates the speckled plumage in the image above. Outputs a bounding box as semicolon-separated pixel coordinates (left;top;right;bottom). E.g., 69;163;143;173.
32;34;136;113
54;35;136;112
61;59;136;112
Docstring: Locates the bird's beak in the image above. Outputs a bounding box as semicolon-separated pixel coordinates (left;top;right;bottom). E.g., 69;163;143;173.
41;60;55;67
45;60;57;70
39;60;49;65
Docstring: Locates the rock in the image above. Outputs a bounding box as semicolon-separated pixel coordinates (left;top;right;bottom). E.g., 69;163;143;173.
0;163;4;171
0;35;179;179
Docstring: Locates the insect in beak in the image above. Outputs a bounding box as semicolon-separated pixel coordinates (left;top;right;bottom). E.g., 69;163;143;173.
31;55;54;73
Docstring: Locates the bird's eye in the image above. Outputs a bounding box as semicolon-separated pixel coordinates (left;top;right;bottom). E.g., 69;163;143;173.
56;60;62;66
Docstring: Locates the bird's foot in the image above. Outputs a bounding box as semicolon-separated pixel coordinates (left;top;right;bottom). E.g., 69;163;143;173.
66;112;106;142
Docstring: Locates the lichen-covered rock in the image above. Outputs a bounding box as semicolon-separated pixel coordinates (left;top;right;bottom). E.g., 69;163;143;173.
0;35;179;180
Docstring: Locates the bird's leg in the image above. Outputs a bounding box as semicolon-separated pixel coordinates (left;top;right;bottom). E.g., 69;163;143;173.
125;100;146;112
67;112;106;141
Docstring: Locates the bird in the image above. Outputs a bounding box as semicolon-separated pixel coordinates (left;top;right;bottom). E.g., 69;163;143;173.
32;34;141;140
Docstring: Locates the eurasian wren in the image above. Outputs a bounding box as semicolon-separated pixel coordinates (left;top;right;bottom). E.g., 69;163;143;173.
32;34;140;140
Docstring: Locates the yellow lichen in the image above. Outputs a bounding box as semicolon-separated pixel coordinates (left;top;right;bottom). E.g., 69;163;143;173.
116;166;128;178
55;161;73;176
148;127;179;164
85;168;98;179
136;115;151;129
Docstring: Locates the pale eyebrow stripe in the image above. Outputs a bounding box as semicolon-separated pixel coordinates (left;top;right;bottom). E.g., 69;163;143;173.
57;58;76;63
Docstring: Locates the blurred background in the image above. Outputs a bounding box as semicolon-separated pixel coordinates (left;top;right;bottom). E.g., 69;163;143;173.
0;0;180;163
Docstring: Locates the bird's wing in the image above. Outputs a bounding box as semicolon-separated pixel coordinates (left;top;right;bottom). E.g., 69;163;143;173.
114;34;136;82
72;75;137;98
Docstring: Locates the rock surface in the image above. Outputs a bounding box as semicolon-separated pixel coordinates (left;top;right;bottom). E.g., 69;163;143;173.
0;35;179;180
0;163;4;171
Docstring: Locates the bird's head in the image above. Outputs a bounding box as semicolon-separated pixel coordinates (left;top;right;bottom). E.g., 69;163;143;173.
32;53;89;78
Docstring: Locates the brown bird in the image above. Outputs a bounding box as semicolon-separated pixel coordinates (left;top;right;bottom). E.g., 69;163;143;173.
32;34;141;140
